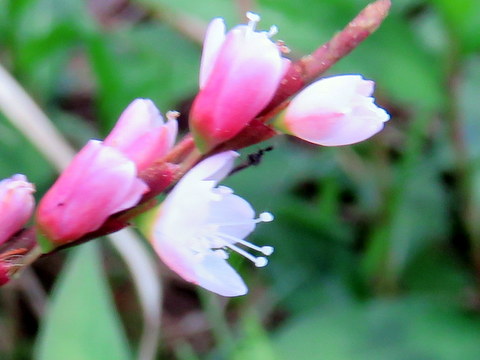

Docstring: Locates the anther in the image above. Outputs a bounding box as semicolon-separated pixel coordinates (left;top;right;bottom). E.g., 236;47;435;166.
166;110;180;121
255;257;268;267
259;212;274;222
268;25;278;37
246;12;261;29
261;246;274;256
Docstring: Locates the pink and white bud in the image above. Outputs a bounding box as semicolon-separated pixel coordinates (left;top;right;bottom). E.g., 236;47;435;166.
37;140;149;250
0;174;35;245
190;13;288;152
275;75;390;146
104;98;178;172
147;151;274;297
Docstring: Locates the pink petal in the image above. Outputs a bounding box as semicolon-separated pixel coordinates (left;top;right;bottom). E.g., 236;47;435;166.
190;24;285;150
0;174;35;245
151;234;247;297
37;140;148;244
104;99;177;171
280;75;390;146
176;151;238;187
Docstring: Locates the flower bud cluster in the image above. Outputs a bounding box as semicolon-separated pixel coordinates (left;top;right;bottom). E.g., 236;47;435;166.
36;99;177;250
0;9;391;296
189;13;389;152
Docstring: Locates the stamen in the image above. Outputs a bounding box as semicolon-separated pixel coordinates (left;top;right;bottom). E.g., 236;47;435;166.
209;212;274;228
224;242;264;265
219;233;274;256
267;25;278;37
166;110;180;121
246;12;260;30
192;210;274;268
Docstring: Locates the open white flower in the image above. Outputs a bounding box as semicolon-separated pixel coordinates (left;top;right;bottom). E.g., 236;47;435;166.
149;151;273;297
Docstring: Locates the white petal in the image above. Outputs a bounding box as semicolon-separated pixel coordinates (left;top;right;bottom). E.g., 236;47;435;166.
194;252;248;296
178;151;238;187
207;192;256;239
152;230;247;297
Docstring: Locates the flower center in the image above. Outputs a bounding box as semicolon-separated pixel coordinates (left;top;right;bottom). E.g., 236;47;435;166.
193;212;274;267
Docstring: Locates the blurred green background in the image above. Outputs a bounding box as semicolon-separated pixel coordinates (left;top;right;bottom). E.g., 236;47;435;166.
2;0;480;359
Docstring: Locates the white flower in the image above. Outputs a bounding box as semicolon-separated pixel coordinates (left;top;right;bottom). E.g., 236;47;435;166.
275;75;390;146
149;151;273;297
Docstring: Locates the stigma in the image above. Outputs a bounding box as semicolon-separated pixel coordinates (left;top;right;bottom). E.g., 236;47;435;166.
192;211;275;267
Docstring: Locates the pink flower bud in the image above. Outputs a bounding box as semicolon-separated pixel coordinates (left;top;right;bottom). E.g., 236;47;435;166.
104;99;178;172
37;140;149;249
275;75;390;146
0;174;35;245
190;13;288;152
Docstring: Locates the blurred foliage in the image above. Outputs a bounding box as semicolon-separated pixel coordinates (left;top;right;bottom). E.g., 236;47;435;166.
1;0;480;359
35;243;131;360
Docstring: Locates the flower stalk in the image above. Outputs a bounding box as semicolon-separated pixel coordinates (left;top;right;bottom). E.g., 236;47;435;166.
0;0;392;290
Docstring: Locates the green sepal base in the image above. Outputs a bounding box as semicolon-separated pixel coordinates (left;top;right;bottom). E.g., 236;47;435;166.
35;229;57;253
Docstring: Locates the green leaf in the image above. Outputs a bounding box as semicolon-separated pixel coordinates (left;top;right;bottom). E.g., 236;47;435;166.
35;243;132;360
135;0;237;24
274;297;480;360
87;24;200;134
232;313;279;360
430;0;480;53
0;114;54;189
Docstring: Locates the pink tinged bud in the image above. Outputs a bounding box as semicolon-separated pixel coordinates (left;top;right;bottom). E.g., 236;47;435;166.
148;151;274;297
276;75;390;146
104;98;178;172
190;14;288;152
0;174;35;245
37;140;149;249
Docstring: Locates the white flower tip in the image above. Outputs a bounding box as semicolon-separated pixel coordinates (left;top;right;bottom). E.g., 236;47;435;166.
259;212;274;222
261;246;274;256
